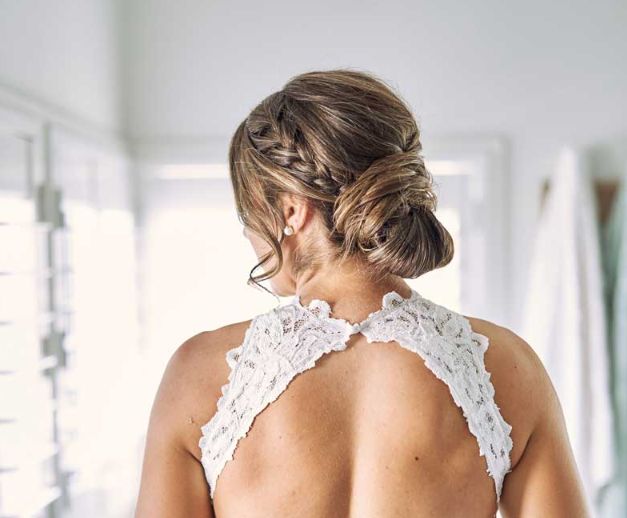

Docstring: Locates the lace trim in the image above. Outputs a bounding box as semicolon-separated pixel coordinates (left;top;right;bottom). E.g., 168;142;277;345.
359;296;514;503
197;314;261;496
460;322;514;502
197;307;354;498
292;289;421;332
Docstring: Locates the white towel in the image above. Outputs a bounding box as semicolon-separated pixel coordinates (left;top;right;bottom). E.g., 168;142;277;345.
522;146;615;515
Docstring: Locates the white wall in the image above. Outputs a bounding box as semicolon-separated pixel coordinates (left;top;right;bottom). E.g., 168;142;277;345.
2;0;625;327
122;0;627;140
121;0;627;329
0;0;124;134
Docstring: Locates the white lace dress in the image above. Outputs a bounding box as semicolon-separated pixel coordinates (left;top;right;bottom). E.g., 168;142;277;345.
198;288;514;507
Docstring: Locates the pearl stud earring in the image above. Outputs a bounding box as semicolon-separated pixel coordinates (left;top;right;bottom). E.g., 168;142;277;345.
283;225;294;236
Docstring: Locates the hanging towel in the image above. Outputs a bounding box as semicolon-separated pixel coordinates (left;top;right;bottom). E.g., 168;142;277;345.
598;174;627;518
522;145;616;516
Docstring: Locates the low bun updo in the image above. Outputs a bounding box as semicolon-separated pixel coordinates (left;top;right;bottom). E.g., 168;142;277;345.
229;68;454;290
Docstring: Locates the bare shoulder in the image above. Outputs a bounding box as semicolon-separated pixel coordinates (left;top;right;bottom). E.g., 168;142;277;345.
462;315;590;516
462;316;555;470
155;319;255;461
135;320;253;517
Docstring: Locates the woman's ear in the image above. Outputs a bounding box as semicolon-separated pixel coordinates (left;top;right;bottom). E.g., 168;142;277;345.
279;192;311;233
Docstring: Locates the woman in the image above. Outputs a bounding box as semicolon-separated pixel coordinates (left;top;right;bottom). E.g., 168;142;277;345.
135;69;589;517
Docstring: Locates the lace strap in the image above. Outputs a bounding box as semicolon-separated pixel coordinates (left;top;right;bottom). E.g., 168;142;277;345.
364;297;513;504
198;306;355;498
198;314;261;494
459;316;514;502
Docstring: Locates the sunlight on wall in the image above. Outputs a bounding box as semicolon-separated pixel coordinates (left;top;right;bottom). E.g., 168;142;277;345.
410;206;462;311
56;200;142;518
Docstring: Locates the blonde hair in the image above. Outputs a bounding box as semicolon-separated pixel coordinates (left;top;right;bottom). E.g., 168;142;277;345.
229;68;454;292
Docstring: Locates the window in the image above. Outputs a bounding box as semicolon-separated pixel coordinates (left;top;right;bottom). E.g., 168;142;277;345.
0;111;60;518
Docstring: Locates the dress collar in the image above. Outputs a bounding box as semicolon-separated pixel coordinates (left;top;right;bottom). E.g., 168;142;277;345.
290;288;421;334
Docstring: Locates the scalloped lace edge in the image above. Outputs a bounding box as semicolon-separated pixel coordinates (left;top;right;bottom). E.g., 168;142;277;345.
292;289;420;330
467;326;514;503
197;315;260;495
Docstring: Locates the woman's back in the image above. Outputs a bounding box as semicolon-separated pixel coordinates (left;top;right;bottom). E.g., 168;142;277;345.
197;289;516;517
135;286;590;518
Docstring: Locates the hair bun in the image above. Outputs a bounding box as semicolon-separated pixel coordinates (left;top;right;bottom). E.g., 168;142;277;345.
332;150;454;278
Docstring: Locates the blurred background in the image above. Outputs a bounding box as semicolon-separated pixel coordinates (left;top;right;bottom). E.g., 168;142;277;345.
0;0;625;517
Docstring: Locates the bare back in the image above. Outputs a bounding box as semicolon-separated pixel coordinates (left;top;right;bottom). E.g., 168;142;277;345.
136;291;590;518
205;330;513;517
